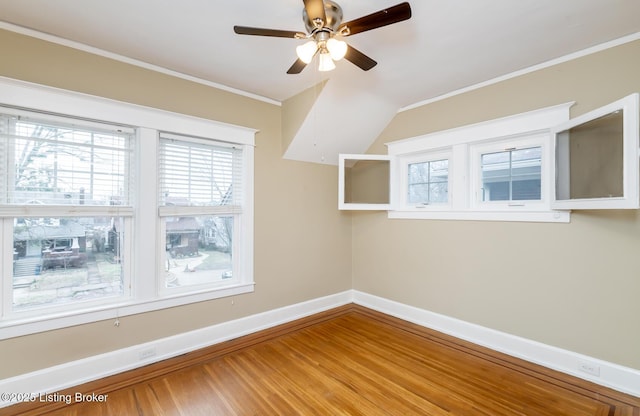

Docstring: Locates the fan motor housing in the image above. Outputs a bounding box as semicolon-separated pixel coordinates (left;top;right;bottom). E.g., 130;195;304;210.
303;0;343;33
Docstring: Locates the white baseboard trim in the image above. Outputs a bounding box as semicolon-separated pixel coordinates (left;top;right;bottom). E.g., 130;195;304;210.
0;290;353;408
353;290;640;398
2;289;638;409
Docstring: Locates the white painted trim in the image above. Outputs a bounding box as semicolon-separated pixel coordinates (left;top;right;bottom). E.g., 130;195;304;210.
0;77;257;146
550;93;640;210
0;76;258;338
338;154;391;211
400;32;640;112
386;102;573;155
2;289;639;409
383;102;574;223
0;291;353;408
388;210;570;223
0;283;256;340
353;290;640;398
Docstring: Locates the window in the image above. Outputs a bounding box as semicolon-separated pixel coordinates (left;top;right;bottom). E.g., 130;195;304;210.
408;159;449;204
341;100;575;222
395;150;452;210
338;154;391;210
341;95;639;221
1;110;134;316
470;134;548;210
481;148;541;201
0;78;255;338
551;93;639;209
158;134;246;293
1;113;133;207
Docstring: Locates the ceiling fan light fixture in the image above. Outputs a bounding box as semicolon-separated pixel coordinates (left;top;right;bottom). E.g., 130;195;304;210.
234;1;412;74
296;40;318;64
318;51;336;71
326;38;347;61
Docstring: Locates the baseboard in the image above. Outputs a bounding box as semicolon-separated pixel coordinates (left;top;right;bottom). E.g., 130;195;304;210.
353;290;640;398
0;290;353;408
3;288;639;409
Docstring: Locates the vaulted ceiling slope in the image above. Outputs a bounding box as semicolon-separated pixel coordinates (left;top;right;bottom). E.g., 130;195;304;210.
1;1;640;164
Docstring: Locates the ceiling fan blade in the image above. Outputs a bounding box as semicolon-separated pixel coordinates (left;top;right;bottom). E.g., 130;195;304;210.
234;26;304;38
339;2;412;36
303;0;327;27
287;58;308;74
344;45;377;71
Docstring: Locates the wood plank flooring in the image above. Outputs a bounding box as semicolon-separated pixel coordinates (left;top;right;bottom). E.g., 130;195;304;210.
6;304;640;415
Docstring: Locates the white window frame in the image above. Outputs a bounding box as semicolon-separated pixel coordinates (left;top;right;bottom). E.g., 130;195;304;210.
0;77;256;339
338;154;391;210
157;134;252;297
341;95;639;222
550;93;639;210
397;150;453;211
469;133;549;211
0;108;136;320
340;101;575;222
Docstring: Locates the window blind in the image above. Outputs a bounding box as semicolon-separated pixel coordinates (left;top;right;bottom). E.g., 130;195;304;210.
0;112;134;207
0;116;7;204
158;134;243;208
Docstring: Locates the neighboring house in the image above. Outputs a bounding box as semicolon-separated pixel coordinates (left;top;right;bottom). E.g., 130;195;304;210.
166;217;200;257
13;216;117;272
13;219;87;258
13;219;87;270
163;196;232;253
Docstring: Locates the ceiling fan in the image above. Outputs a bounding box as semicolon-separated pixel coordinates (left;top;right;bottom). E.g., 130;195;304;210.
233;0;412;74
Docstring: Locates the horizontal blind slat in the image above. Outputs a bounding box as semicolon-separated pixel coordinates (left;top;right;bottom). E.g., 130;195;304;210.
159;135;243;207
1;113;134;207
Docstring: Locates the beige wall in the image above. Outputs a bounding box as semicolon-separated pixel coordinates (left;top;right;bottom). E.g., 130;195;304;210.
2;26;640;380
281;81;327;153
345;160;390;204
0;29;352;378
355;39;640;369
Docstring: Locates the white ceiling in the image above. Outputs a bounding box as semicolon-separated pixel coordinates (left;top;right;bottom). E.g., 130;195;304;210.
2;0;640;163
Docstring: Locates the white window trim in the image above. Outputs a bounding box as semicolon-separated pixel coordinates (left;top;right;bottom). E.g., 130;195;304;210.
397;149;453;211
156;134;252;298
338;154;391;210
0;77;256;339
550;93;639;210
469;133;548;211
386;102;574;222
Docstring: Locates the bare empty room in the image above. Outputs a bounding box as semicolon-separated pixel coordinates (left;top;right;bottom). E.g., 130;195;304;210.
1;1;640;414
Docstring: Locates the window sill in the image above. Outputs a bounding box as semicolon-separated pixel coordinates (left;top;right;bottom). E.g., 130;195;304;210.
388;210;570;223
0;282;255;340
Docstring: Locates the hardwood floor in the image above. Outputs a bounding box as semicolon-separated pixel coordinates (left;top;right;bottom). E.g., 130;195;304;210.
6;304;640;415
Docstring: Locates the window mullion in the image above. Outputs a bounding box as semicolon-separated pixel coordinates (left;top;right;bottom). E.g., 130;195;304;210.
508;150;514;200
90;132;95;199
134;128;158;301
188;148;193;202
1;218;10;319
426;161;432;204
